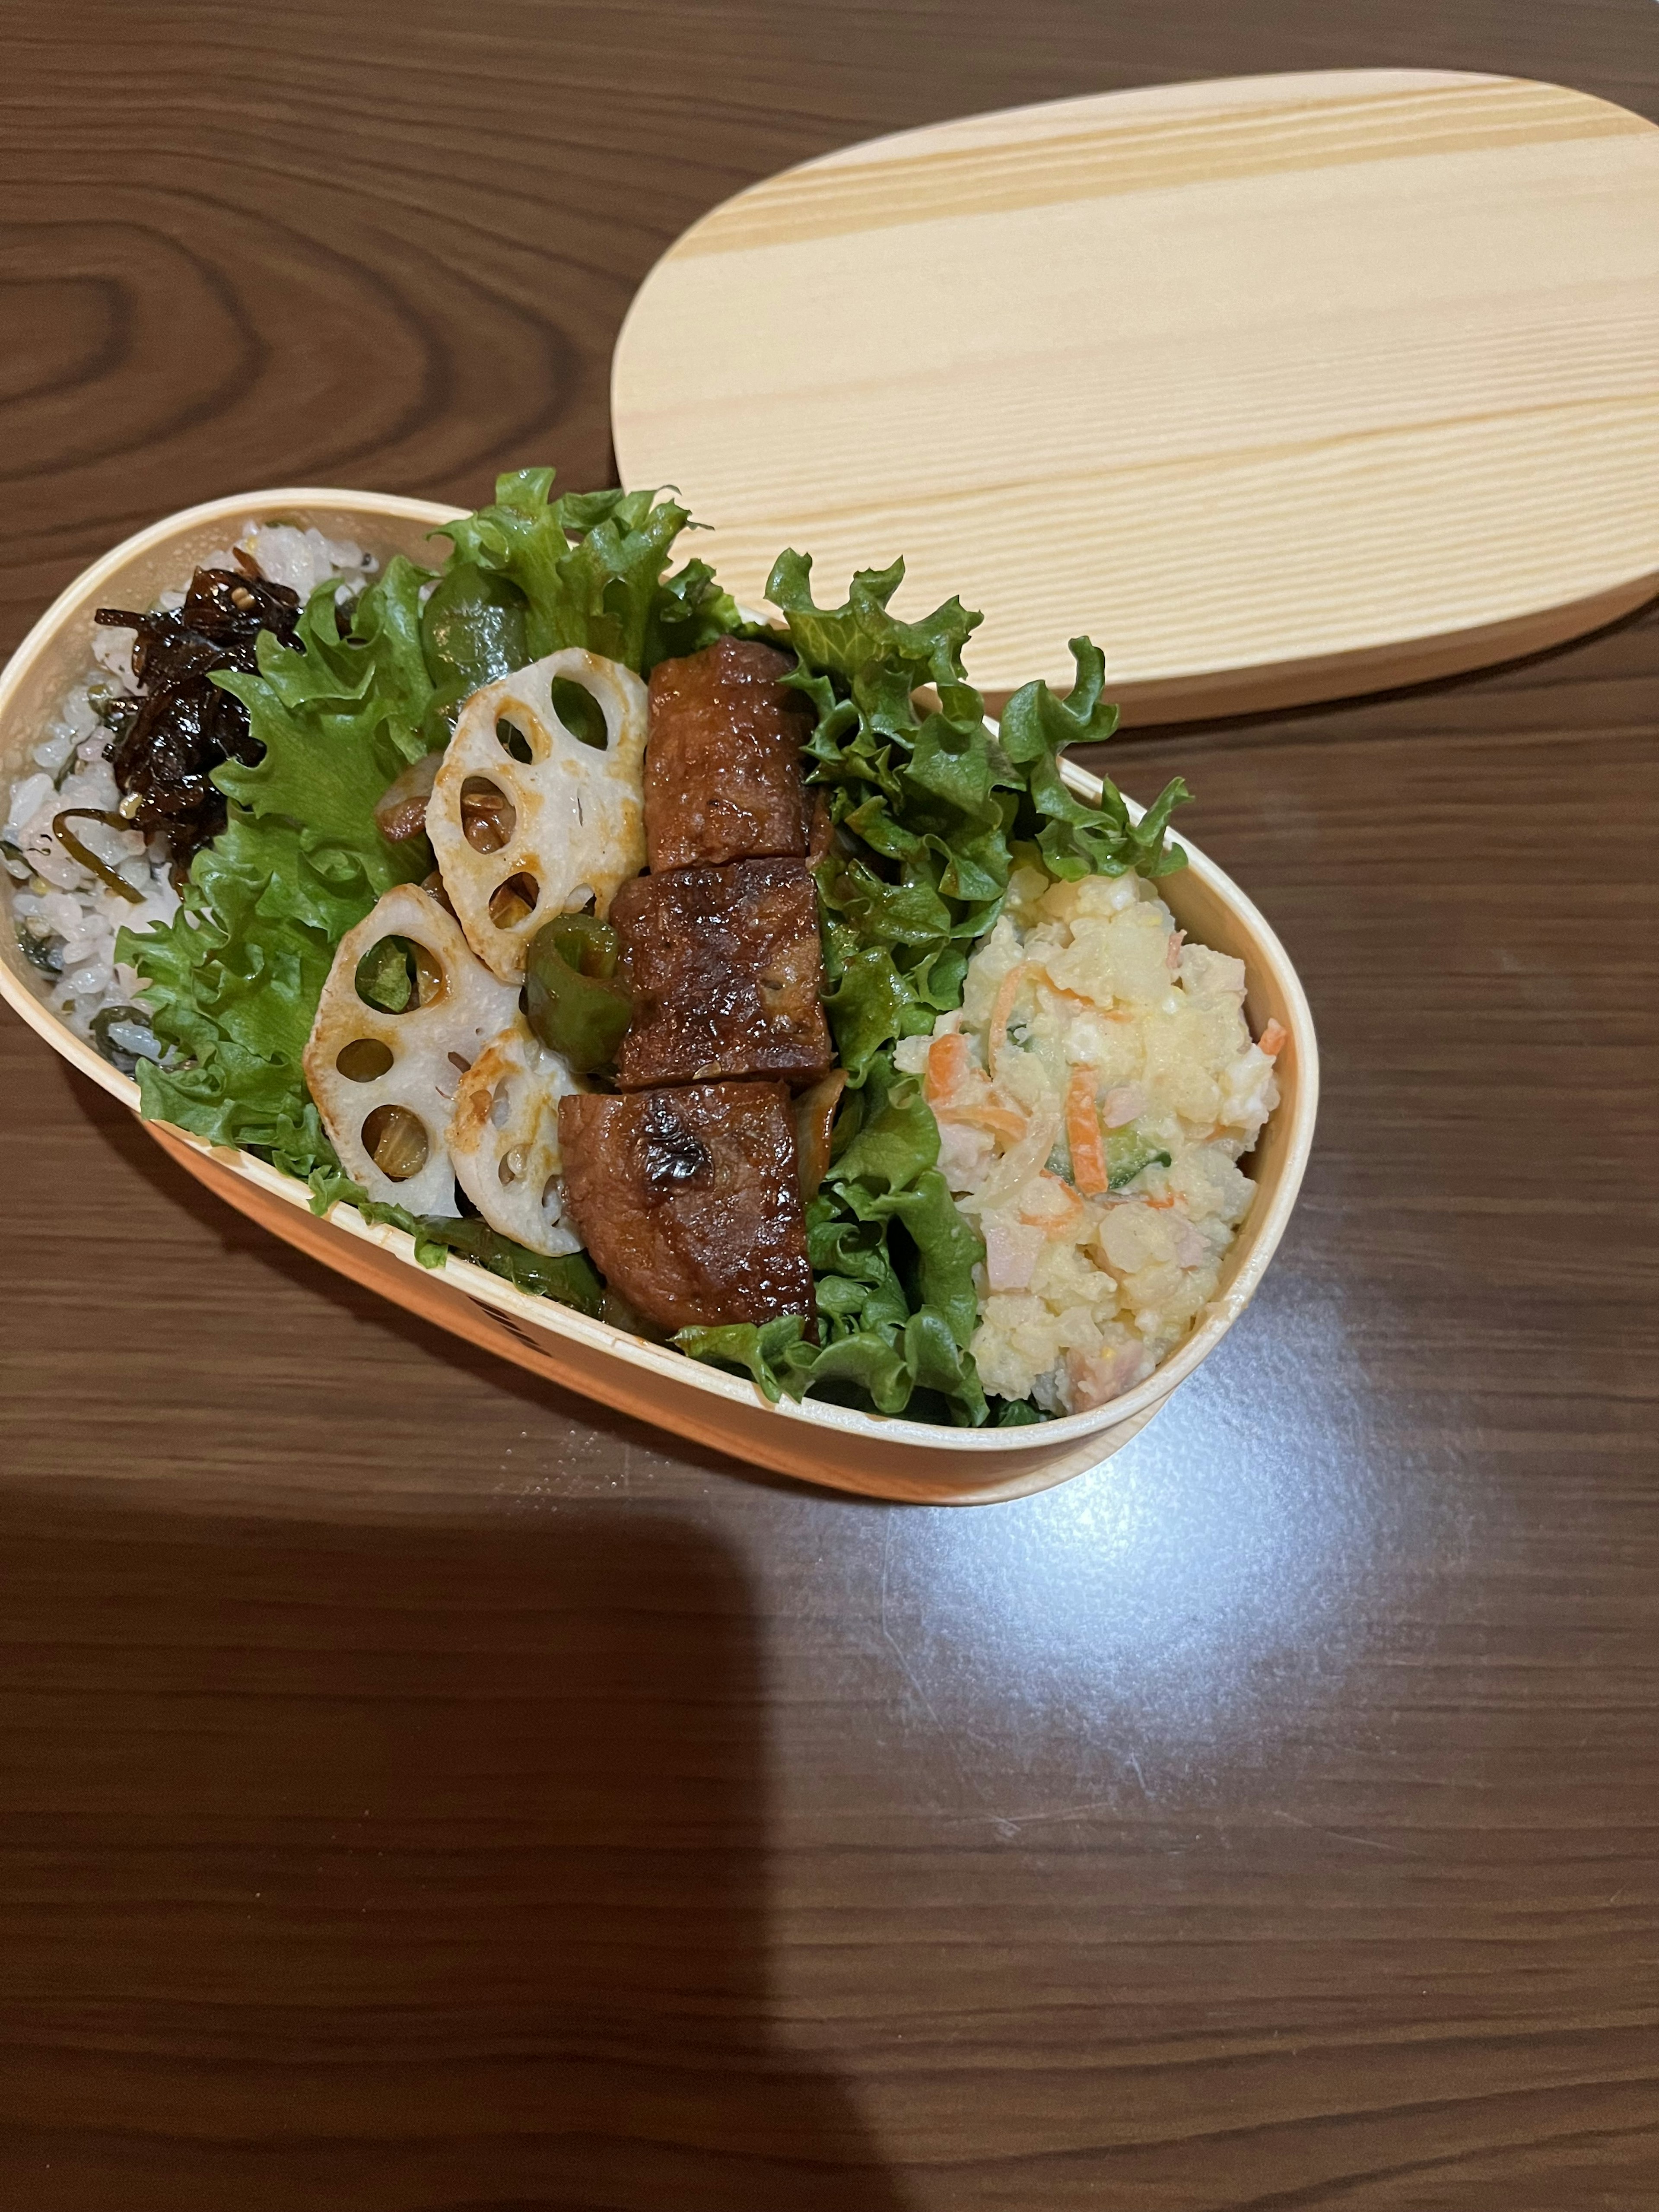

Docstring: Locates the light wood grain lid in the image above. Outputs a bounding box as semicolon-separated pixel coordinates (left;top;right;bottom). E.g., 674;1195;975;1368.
613;69;1659;718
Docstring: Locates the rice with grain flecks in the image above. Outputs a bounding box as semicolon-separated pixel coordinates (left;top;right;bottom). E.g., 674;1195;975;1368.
2;523;375;1072
894;861;1281;1414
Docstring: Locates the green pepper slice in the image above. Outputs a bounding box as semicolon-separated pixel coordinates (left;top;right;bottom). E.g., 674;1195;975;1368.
419;561;531;741
524;914;633;1073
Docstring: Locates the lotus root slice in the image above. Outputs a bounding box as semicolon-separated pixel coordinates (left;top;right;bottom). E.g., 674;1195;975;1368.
427;648;648;983
303;882;521;1215
447;1021;587;1256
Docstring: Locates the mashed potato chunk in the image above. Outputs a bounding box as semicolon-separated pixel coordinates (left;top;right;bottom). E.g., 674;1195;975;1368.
894;864;1281;1415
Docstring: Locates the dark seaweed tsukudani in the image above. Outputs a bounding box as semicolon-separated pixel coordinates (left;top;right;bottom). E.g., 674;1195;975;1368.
97;563;303;871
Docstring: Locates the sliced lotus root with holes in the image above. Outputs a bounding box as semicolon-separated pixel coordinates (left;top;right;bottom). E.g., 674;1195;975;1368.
303;882;520;1216
427;648;649;983
447;1022;587;1257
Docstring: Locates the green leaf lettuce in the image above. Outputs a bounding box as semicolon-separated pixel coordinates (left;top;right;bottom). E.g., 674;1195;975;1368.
434;467;738;676
679;555;1191;1427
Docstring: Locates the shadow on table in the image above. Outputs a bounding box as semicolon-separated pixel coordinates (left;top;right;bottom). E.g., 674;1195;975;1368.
0;1497;912;2212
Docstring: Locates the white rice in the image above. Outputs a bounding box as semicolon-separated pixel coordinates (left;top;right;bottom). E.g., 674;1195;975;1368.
895;861;1281;1414
3;523;374;1068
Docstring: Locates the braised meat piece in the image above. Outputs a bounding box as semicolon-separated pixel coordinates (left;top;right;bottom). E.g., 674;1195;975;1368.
558;1081;814;1332
645;636;814;871
611;857;832;1091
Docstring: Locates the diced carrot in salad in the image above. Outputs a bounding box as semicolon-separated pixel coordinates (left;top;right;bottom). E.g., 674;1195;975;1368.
925;1030;972;1103
1065;1067;1109;1195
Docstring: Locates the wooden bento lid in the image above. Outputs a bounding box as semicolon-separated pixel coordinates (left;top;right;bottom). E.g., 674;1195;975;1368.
612;68;1659;720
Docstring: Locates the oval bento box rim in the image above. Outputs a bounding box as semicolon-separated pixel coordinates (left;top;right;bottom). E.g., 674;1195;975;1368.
0;486;1320;1459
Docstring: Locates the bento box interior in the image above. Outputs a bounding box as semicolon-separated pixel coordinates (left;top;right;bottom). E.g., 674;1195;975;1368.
0;492;1315;1494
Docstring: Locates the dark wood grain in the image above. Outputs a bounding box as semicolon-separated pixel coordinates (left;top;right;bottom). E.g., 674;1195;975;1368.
3;3;1657;2206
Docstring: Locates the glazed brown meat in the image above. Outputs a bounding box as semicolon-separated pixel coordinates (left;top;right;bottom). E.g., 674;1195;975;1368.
611;858;833;1091
645;636;814;871
557;1082;814;1332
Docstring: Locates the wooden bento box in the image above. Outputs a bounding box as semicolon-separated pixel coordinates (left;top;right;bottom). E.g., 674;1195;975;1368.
0;490;1319;1503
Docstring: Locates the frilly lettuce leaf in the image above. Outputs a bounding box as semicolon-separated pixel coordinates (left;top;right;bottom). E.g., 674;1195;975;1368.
210;556;434;842
999;637;1191;880
766;550;1016;1090
119;810;386;1176
434;467;737;673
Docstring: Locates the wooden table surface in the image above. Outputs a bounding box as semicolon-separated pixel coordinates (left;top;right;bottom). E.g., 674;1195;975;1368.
3;4;1656;2206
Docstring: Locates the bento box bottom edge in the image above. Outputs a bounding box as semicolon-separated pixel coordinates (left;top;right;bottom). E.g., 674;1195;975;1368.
145;1124;1157;1505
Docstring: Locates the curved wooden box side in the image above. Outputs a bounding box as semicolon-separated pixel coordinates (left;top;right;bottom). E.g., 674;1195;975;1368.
0;489;1318;1503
